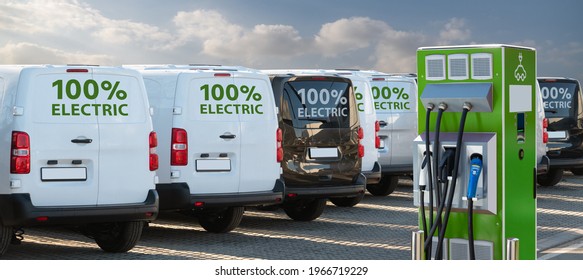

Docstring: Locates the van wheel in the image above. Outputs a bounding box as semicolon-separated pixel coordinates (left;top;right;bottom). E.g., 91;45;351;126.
0;225;11;256
537;168;563;187
199;206;244;233
93;221;144;253
366;175;398;196
570;168;583;175
283;199;326;221
329;192;365;207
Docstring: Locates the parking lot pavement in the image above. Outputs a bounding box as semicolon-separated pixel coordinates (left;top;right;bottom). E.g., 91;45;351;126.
2;174;583;260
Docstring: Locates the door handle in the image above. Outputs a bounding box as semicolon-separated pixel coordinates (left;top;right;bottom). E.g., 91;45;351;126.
219;134;236;139
379;120;388;127
71;138;93;144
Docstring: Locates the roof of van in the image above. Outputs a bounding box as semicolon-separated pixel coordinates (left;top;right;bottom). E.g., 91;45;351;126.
124;64;261;73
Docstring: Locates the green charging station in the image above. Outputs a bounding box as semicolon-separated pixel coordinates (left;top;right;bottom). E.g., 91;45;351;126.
412;45;537;260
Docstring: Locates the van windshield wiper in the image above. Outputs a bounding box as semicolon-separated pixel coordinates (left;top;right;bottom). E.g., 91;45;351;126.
545;109;557;114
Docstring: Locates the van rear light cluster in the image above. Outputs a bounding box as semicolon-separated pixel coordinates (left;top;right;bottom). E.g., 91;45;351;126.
374;121;381;149
171;128;188;165
276;128;283;162
357;127;365;158
11;131;30;174
149;132;159;171
542;118;549;144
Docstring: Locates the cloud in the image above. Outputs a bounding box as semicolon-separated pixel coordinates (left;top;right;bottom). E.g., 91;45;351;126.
0;0;173;50
438;18;471;44
172;10;305;63
0;1;472;73
0;42;113;64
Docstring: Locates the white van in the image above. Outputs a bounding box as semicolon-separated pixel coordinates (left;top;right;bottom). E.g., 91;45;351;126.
261;69;381;188
355;72;418;196
0;65;159;255
128;65;283;233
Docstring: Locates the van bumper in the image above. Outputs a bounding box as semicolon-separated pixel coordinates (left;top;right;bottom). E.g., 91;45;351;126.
0;190;159;227
380;164;412;175
547;156;583;169
537;155;550;175
363;162;382;184
284;173;366;200
156;179;285;210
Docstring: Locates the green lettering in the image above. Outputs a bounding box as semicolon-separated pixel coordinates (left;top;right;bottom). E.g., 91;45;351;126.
102;104;113;116
81;104;91;116
200;104;208;114
71;103;80;116
52;104;60;116
242;104;251;114
404;102;410;110
255;104;263;114
119;104;128;116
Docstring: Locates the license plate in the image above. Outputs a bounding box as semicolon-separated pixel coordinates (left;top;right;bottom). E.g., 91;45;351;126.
41;167;87;181
309;147;339;158
548;131;567;139
196;159;231;171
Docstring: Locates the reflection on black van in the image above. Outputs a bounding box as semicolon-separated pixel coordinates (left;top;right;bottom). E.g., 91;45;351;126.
538;77;583;186
269;74;366;221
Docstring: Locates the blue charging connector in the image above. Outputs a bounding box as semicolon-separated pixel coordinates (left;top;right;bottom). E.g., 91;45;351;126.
467;154;483;200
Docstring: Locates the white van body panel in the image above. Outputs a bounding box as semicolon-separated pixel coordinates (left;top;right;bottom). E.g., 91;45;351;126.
137;67;280;196
362;73;418;172
1;65;156;207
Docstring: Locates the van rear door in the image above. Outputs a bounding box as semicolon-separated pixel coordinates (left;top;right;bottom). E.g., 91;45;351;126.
281;76;360;185
180;72;241;194
371;78;417;167
234;72;279;192
26;67;100;206
93;68;152;204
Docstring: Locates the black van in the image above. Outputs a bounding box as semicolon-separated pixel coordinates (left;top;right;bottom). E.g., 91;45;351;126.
268;74;366;221
537;77;583;186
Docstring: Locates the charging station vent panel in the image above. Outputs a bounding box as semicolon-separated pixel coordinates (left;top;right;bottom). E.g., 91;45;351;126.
426;55;445;80
471;53;493;80
430;237;448;260
449;238;493;260
448;54;468;80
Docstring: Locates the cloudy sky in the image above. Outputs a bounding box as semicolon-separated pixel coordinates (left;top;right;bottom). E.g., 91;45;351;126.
1;0;582;82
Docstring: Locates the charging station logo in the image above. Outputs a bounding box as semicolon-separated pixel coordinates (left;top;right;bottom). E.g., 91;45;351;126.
514;53;527;82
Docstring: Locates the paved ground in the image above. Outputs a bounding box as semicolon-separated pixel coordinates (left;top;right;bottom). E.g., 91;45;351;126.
2;173;583;260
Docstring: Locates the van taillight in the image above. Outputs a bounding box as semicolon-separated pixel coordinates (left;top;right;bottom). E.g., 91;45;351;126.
357;127;364;158
149;132;159;171
171;128;188;166
11;131;30;174
542;118;549;144
374;121;381;149
276;128;283;162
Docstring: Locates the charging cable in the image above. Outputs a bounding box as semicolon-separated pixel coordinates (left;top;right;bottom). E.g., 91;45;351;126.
423;104;434;259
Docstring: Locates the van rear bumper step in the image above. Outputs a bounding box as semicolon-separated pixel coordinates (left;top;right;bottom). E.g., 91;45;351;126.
0;190;159;227
285;173;366;199
363;162;382;184
156;179;285;210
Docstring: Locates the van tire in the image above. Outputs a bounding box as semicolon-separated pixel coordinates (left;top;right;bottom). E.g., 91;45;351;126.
366;175;398;196
0;225;11;256
199;206;244;233
93;221;144;253
329;193;365;207
283;199;326;221
570;168;583;175
537;168;563;187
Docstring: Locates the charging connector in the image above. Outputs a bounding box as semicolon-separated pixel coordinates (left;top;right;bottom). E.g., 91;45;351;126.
467;154;483;200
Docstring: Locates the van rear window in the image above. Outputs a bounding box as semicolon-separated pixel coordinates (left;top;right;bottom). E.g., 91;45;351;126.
282;80;351;128
540;81;577;118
